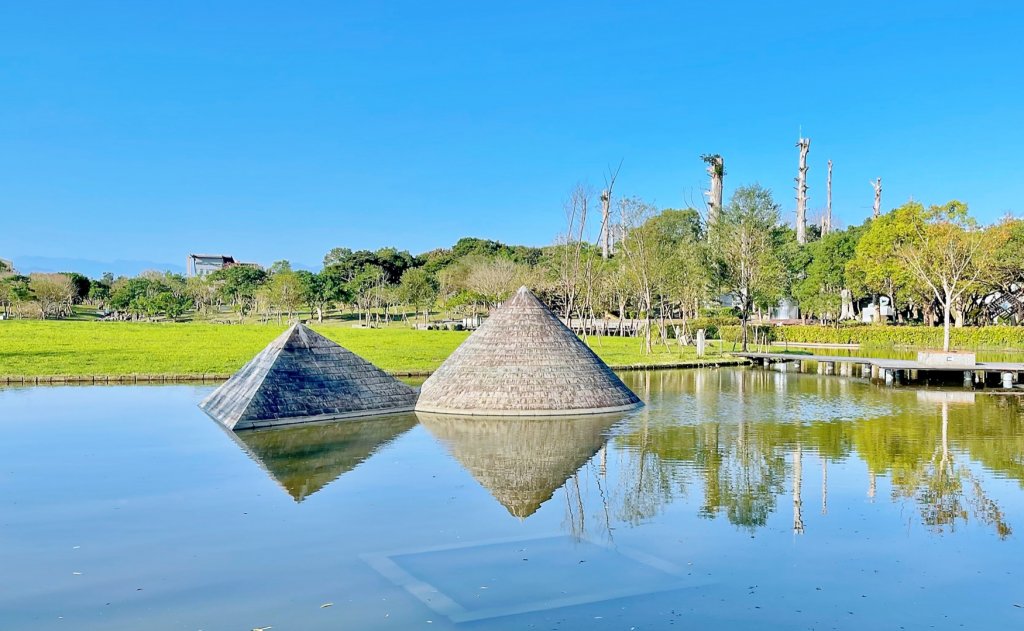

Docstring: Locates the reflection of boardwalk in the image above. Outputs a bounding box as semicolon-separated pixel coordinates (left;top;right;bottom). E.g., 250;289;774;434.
735;352;1024;388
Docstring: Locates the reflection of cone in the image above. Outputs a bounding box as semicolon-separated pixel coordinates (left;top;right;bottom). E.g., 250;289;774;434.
201;323;417;430
415;287;641;415
419;412;625;517
233;414;416;502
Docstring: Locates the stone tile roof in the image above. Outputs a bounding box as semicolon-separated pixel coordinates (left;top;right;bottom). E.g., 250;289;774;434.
199;323;418;430
415;286;642;415
231;413;417;501
418;411;625;518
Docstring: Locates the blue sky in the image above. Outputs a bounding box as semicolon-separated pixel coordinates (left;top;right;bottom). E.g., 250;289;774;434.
2;1;1022;272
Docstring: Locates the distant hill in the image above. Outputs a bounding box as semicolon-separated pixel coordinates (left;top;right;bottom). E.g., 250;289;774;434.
11;256;186;278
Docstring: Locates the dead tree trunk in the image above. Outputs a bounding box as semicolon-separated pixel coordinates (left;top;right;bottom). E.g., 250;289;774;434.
795;137;810;244
702;154;724;232
822;159;833;236
871;177;882;219
600;189;611;260
598;161;621;259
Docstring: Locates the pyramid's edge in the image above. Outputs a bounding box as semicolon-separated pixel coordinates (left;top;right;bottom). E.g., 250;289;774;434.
413;400;644;417
200;404;418;432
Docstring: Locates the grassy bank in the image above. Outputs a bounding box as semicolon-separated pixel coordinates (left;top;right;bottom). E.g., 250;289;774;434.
0;321;738;377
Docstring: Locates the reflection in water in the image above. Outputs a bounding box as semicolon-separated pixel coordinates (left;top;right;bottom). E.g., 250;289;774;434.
417;412;624;519
607;368;1022;537
231;413;417;501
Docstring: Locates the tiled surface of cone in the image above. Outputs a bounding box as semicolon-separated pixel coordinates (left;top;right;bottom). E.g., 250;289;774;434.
232;413;417;501
418;411;622;518
199;323;418;430
415;286;642;415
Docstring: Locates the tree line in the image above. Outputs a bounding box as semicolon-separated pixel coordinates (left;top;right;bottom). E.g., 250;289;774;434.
2;182;1018;354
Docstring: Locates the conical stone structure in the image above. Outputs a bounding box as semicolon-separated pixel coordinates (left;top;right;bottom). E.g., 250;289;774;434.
200;323;417;430
415;286;642;415
419;411;623;518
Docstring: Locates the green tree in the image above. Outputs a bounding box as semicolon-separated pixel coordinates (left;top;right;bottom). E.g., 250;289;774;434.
711;185;786;350
794;227;862;323
399;267;437;323
896;201;985;351
846;201;928;322
208;265;268;317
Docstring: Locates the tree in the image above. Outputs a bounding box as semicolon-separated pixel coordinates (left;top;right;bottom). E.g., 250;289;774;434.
263;270;303;323
846;201;926;322
399;267;437;323
0;273;31;319
712;185;786;350
295;271;328;322
88;280;111;305
62;273;90;303
464;257;524;307
795;227;862;324
896;201;985;351
208;265;268;317
29;273;76;319
554;183;592;319
618;197;673;353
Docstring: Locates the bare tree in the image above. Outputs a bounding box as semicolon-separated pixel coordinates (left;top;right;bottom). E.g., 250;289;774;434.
701;153;725;232
556;183;592;319
465;258;524;307
599;162;622;260
618;197;668;354
795;136;810;244
29;273;75;319
871;177;882;219
822;159;833;235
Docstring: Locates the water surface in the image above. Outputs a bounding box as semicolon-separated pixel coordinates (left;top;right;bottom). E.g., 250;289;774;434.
1;368;1023;629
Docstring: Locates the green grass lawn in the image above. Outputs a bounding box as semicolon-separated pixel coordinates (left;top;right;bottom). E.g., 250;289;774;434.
0;320;738;377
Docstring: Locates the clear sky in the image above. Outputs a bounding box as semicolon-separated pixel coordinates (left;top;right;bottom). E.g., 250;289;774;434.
2;1;1022;271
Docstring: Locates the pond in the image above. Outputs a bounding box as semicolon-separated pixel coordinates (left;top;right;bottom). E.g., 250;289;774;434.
1;368;1023;630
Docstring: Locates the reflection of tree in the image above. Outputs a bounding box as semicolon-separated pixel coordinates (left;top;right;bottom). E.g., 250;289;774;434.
616;417;788;530
603;369;1019;538
890;401;1011;539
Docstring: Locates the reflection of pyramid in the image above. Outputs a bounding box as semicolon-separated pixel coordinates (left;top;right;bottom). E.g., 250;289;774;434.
200;323;417;430
415;287;642;416
232;413;417;502
418;412;626;517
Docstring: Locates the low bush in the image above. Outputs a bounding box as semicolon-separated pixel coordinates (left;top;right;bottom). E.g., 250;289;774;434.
772;325;1024;350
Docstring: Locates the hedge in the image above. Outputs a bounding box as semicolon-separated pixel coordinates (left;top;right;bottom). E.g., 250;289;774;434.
732;324;1024;350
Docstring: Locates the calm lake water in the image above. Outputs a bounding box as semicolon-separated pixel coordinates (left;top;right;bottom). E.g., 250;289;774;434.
2;368;1024;630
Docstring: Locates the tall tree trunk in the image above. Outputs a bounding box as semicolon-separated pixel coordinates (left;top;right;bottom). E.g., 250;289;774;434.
600;189;611;260
871;177;882;219
795;137;810;244
943;294;952;352
705;154;724;232
822;159;833;235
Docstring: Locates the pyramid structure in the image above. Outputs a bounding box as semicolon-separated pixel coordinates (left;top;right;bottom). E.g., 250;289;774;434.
418;411;623;517
232;413;417;501
415;287;643;415
200;323;418;430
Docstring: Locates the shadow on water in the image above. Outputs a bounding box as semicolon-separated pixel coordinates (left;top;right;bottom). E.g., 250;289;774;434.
229;412;418;502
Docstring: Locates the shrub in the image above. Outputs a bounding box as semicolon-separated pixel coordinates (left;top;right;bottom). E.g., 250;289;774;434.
771;324;1024;350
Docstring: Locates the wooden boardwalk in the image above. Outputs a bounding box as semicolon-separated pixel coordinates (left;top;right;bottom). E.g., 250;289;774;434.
733;352;1024;389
